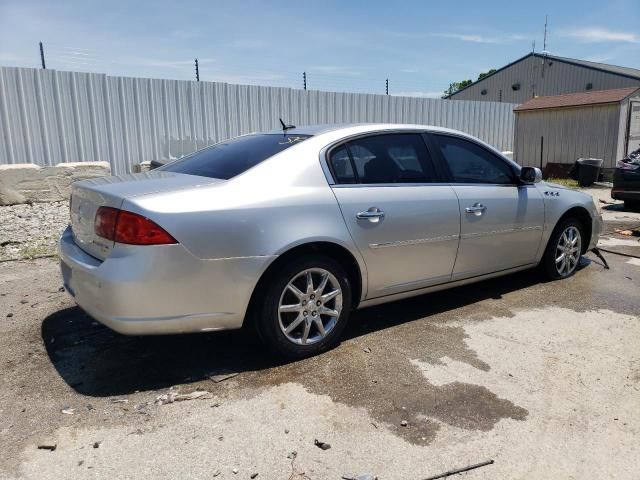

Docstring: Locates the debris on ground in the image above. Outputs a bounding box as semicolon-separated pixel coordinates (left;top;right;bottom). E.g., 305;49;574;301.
342;475;376;480
287;451;297;459
363;347;371;353
207;371;239;383
154;390;212;405
37;444;57;451
251;473;259;478
6;313;13;317
92;442;101;449
110;398;129;404
232;468;238;474
400;420;408;427
614;228;634;236
422;459;494;480
314;439;331;450
61;407;75;415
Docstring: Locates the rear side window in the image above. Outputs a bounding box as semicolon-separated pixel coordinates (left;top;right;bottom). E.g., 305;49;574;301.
160;134;310;179
432;134;515;185
329;133;437;184
329;146;356;183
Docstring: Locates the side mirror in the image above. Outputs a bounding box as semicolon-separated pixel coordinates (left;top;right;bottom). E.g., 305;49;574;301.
520;166;542;184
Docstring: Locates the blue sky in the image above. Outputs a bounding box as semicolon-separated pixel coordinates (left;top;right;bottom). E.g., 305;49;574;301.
1;0;639;97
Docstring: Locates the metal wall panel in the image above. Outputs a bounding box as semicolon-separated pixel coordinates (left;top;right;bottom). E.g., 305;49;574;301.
0;67;516;174
451;55;640;104
514;103;624;169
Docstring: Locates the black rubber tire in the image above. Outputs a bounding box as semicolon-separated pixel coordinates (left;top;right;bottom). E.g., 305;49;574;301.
624;200;640;212
254;254;352;359
540;217;584;280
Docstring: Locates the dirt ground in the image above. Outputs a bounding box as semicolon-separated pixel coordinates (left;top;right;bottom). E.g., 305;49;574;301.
1;209;640;479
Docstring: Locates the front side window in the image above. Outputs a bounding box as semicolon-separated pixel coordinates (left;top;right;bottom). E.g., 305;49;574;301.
160;134;310;179
432;134;515;185
331;133;436;184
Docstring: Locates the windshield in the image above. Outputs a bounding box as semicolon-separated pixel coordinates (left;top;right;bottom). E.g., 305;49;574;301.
159;134;311;179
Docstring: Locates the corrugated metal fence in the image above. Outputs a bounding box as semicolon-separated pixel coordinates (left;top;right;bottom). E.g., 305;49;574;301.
0;67;517;175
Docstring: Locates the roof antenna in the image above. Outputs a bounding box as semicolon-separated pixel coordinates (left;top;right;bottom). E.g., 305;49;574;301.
279;118;296;131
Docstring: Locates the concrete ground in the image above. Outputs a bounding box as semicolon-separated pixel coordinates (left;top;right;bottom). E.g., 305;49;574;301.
1;203;640;479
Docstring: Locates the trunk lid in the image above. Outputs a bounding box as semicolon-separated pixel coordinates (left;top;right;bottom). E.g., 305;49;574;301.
70;171;221;260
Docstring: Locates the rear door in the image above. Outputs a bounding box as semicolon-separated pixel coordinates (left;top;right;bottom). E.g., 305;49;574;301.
328;132;461;298
428;133;545;279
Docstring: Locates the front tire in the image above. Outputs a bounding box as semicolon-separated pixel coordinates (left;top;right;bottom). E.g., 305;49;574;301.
255;254;352;359
541;217;583;280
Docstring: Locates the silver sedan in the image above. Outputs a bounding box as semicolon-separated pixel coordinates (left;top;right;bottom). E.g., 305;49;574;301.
59;124;603;358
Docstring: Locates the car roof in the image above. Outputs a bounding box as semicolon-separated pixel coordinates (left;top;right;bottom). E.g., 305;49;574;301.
263;123;467;137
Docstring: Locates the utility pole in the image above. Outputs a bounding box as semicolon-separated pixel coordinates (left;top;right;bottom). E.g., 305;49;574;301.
385;78;389;95
541;15;549;79
195;58;199;82
303;71;307;90
39;41;46;69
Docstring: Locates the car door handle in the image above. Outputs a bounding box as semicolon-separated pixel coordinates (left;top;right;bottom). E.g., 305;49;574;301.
357;207;385;221
465;203;487;216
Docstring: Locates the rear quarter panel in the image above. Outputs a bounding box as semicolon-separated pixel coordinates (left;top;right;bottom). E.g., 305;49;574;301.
123;143;365;267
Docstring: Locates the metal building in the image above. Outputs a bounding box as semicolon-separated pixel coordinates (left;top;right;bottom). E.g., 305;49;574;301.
448;53;640;104
513;87;640;171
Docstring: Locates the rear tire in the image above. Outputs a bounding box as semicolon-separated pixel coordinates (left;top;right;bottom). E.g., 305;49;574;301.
541;217;584;280
254;254;352;359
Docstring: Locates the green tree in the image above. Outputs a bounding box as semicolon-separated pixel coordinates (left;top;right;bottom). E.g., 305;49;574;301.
443;68;497;97
443;79;472;97
477;68;497;80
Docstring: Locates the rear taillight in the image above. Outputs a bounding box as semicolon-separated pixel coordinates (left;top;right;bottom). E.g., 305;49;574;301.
94;207;177;245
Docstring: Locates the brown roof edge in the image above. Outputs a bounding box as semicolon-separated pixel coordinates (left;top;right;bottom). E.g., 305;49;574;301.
514;87;640;112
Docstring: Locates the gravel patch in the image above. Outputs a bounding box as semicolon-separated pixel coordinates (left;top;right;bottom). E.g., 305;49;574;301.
0;201;69;261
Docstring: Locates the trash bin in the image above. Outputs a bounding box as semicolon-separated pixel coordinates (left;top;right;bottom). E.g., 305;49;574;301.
576;158;603;187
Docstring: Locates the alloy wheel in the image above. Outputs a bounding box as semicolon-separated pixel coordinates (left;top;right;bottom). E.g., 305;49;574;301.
277;268;343;345
555;226;581;277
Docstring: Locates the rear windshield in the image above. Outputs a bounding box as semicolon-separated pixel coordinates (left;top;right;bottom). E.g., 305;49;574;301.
159;134;311;179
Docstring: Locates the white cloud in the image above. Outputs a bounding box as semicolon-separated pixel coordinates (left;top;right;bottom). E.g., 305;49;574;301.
561;28;639;43
429;32;531;44
431;33;499;44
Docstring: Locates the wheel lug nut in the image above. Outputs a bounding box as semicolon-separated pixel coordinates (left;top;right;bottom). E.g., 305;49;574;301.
316;301;321;306
310;294;315;300
303;311;308;316
302;300;307;305
312;311;317;316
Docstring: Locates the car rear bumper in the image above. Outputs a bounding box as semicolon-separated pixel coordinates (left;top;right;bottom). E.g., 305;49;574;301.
612;168;640;201
611;189;640;201
58;226;274;335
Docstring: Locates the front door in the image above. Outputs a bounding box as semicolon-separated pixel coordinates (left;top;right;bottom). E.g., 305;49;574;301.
328;133;461;298
429;133;545;279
